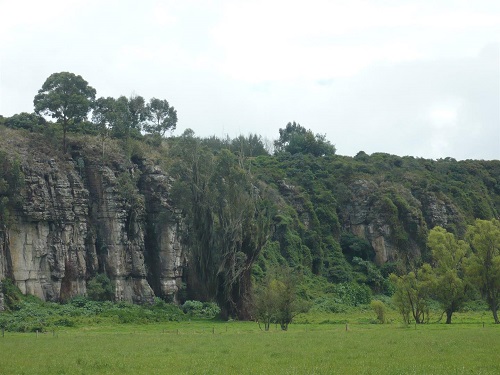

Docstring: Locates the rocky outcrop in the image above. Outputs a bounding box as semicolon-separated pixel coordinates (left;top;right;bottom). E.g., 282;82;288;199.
343;180;401;265
342;179;461;265
0;280;4;311
140;161;185;303
7;155;90;300
0;137;186;304
420;192;464;233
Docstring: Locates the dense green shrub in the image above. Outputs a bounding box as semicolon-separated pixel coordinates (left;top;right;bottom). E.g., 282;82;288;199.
310;297;349;313
4;112;46;131
333;283;372;307
340;233;374;261
181;300;221;319
0;153;24;228
1;278;24;311
87;274;114;301
370;300;387;323
0;296;187;332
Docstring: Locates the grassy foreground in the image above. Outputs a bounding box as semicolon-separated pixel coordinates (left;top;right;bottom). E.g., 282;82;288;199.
1;319;499;375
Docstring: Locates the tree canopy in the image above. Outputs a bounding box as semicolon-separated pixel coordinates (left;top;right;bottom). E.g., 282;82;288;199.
274;122;335;157
144;98;178;136
465;219;500;323
426;226;469;324
34;72;96;150
168;133;272;318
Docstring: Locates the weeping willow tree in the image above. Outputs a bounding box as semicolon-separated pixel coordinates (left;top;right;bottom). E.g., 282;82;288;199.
169;131;273;318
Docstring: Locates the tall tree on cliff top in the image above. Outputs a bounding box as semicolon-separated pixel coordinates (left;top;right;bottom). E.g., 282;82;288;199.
34;72;96;151
127;94;148;134
92;97;117;159
144;98;178;136
274;122;335;157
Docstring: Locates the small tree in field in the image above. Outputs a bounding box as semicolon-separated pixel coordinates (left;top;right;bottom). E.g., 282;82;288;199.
253;267;303;331
253;277;280;331
465;219;500;324
427;226;469;324
370;300;386;323
390;267;432;324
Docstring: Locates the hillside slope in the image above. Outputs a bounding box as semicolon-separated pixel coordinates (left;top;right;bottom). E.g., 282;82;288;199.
1;126;499;316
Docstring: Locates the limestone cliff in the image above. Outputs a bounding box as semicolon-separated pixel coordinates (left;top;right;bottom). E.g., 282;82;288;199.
341;179;462;266
0;128;494;304
0;131;186;303
0;281;4;311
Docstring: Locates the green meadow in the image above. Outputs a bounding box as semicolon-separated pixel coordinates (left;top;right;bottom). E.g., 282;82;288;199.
1;317;499;375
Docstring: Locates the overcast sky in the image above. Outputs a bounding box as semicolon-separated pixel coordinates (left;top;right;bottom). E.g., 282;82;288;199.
1;0;499;160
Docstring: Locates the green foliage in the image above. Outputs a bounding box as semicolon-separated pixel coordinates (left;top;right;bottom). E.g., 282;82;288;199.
0;152;24;228
87;274;114;301
340;233;374;261
34;72;96;150
465;219;500;323
116;170;143;211
309;297;349;314
92;97;116;137
3;104;500;326
231;134;269;157
107;96;144;140
332;282;372;307
90;90;178;146
274;122;335;156
144;97;177;136
0;295;186;332
168;133;273;318
1;279;24;311
181;300;221;319
374;187;428;253
370;300;387;323
390;268;432;324
352;257;390;294
253;267;303;331
4;112;46;131
426;226;469;323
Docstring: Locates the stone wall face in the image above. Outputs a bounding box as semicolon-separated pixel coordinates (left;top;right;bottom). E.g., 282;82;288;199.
140;165;185;303
0;145;186;304
342;179;460;266
0;280;4;311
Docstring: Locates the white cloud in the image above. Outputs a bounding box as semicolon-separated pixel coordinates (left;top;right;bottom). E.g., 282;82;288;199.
207;0;500;84
0;1;83;44
0;1;498;160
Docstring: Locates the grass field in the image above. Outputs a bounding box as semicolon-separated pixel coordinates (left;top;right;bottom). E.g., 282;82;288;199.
1;317;499;375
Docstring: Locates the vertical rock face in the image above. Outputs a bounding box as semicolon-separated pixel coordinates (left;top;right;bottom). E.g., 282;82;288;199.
0;143;186;304
420;193;463;232
343;180;425;265
341;179;461;266
0;280;4;311
344;180;400;265
7;157;90;300
140;163;185;303
84;159;154;304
